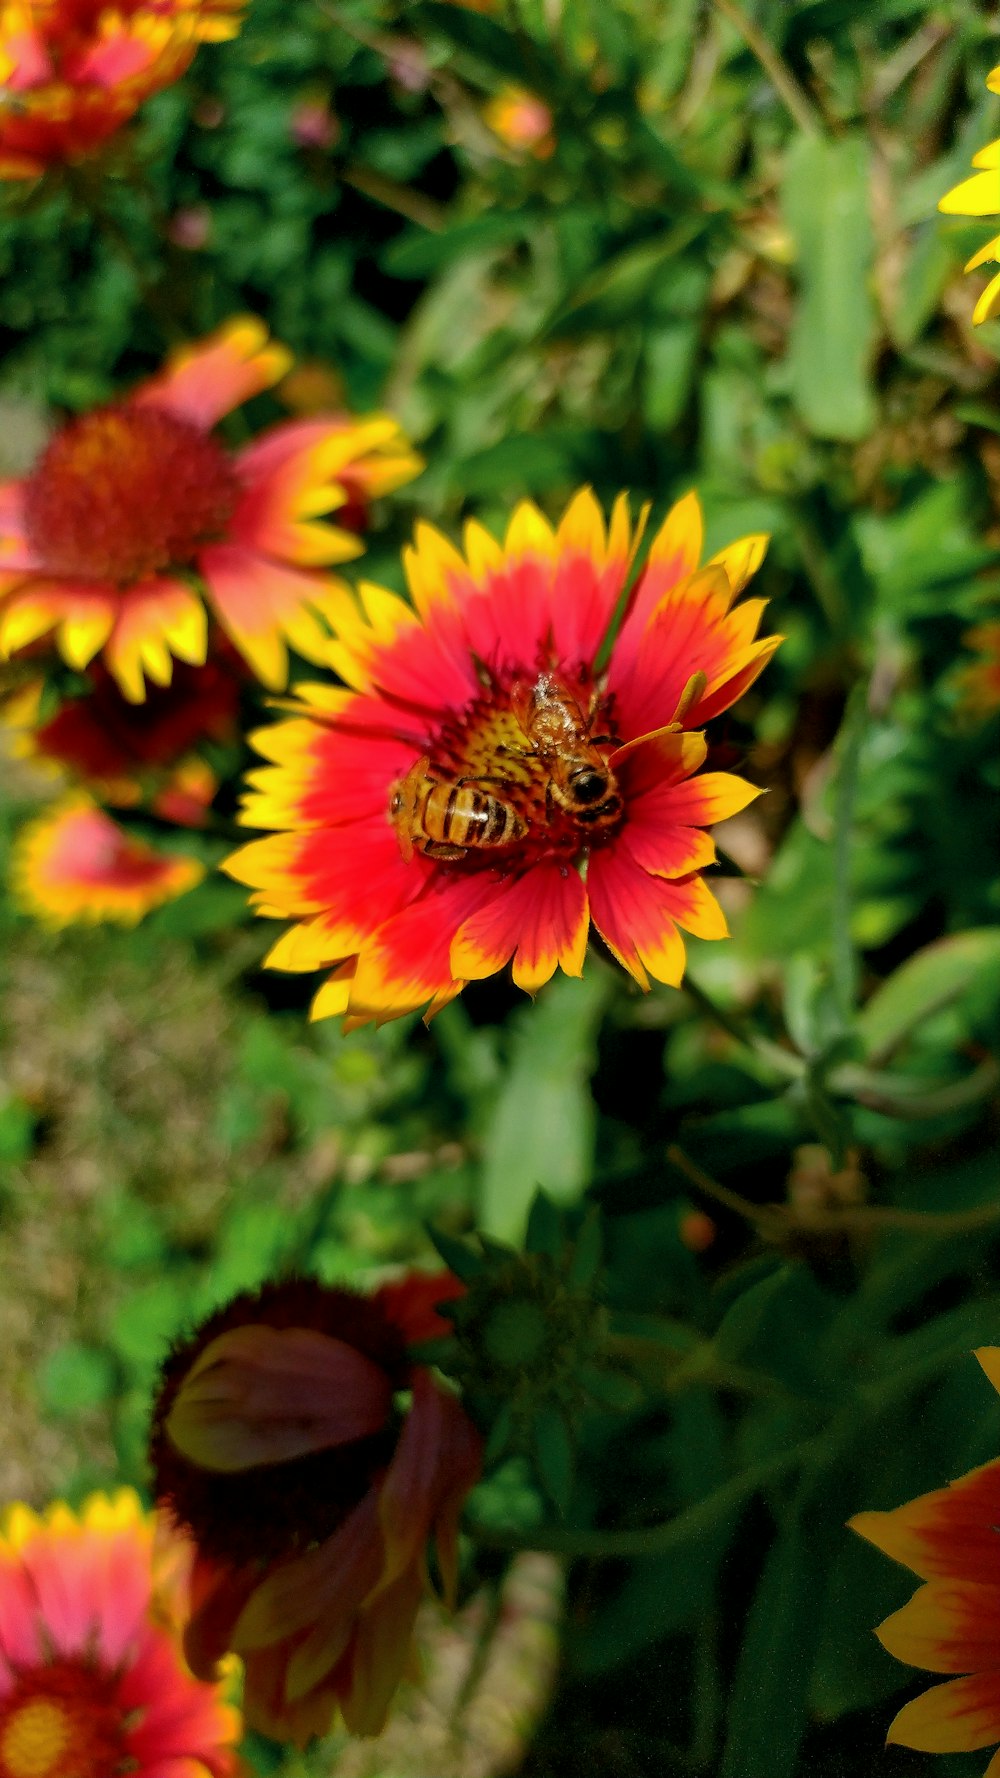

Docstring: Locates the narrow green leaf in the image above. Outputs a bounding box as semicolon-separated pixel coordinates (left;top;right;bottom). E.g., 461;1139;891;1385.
533;1405;575;1515
783;133;877;441
425;1224;485;1284
525;1190;564;1257
858;930;1000;1065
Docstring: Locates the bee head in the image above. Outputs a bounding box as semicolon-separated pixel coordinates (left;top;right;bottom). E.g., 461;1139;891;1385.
569;767;610;806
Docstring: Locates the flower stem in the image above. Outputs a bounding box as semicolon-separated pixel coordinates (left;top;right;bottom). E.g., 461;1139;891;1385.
710;0;822;137
467;1437;818;1558
831;685;867;1026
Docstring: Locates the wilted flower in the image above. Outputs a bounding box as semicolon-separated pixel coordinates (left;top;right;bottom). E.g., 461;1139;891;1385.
4;654;243;821
956;621;1000;718
0;0;244;180
938;64;1000;324
0;316;422;700
150;1274;482;1746
483;86;554;158
851;1348;1000;1770
10;791;203;924
225;489;777;1027
0;1487;240;1776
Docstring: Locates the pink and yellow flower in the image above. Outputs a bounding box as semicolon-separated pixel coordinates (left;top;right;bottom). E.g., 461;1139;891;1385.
0;0;244;180
0;317;422;700
150;1273;481;1746
225;489;777;1028
483;86;554;158
938;64;1000;324
0;1486;240;1777
850;1348;1000;1771
10;791;203;924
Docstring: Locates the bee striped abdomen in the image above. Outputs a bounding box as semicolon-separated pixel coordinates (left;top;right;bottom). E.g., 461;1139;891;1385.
391;758;527;860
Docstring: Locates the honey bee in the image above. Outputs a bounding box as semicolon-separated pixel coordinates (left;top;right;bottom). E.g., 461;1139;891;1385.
512;674;622;829
390;756;527;862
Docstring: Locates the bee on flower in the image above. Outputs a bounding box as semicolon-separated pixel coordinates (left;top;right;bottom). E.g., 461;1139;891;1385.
0;0;245;180
938;63;1000;324
0;316;422;701
0;1487;240;1777
149;1271;481;1745
225;488;779;1028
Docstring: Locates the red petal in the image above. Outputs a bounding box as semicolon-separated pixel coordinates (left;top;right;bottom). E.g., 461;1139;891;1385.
348;871;500;1023
887;1672;1000;1753
877;1579;1000;1675
851;1460;1000;1584
587;842;695;989
450;861;589;993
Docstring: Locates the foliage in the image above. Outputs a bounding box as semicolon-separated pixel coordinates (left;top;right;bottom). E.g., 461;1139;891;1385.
2;2;1000;1776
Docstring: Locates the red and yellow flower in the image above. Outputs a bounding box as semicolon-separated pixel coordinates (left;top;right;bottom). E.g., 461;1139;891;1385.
0;317;422;700
938;64;1000;325
4;653;244;822
850;1348;1000;1771
0;0;244;180
10;791;203;924
225;489;777;1027
150;1272;481;1746
0;1487;240;1778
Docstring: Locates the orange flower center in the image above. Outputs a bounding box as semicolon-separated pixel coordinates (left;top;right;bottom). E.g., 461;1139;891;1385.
0;1666;126;1778
391;669;623;867
24;405;240;587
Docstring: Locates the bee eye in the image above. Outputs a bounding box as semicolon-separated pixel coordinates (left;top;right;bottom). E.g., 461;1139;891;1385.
570;770;608;805
389;788;403;816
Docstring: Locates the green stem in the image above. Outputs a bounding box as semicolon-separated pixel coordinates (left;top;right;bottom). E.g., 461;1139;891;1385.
466;1437;819;1558
710;0;823;137
831;687;867;1026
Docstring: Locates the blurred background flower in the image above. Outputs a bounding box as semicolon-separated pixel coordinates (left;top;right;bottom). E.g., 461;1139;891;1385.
0;0;244;180
0;1487;240;1775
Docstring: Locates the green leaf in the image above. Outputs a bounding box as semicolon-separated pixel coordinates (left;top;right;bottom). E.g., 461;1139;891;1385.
567;1210;603;1289
720;1516;824;1778
782;133;877;441
478;970;611;1243
525;1190;564;1257
0;1095;36;1164
425;1224;485;1283
858;930;1000;1065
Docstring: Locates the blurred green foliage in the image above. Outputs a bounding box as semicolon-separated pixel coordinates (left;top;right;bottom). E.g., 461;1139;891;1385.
2;1;1000;1775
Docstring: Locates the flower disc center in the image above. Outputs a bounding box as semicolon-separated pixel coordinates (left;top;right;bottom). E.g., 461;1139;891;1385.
392;671;623;866
0;1669;124;1778
24;404;239;587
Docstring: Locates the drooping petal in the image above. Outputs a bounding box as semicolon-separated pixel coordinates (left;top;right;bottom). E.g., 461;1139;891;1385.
450;861;589;992
165;1326;394;1471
